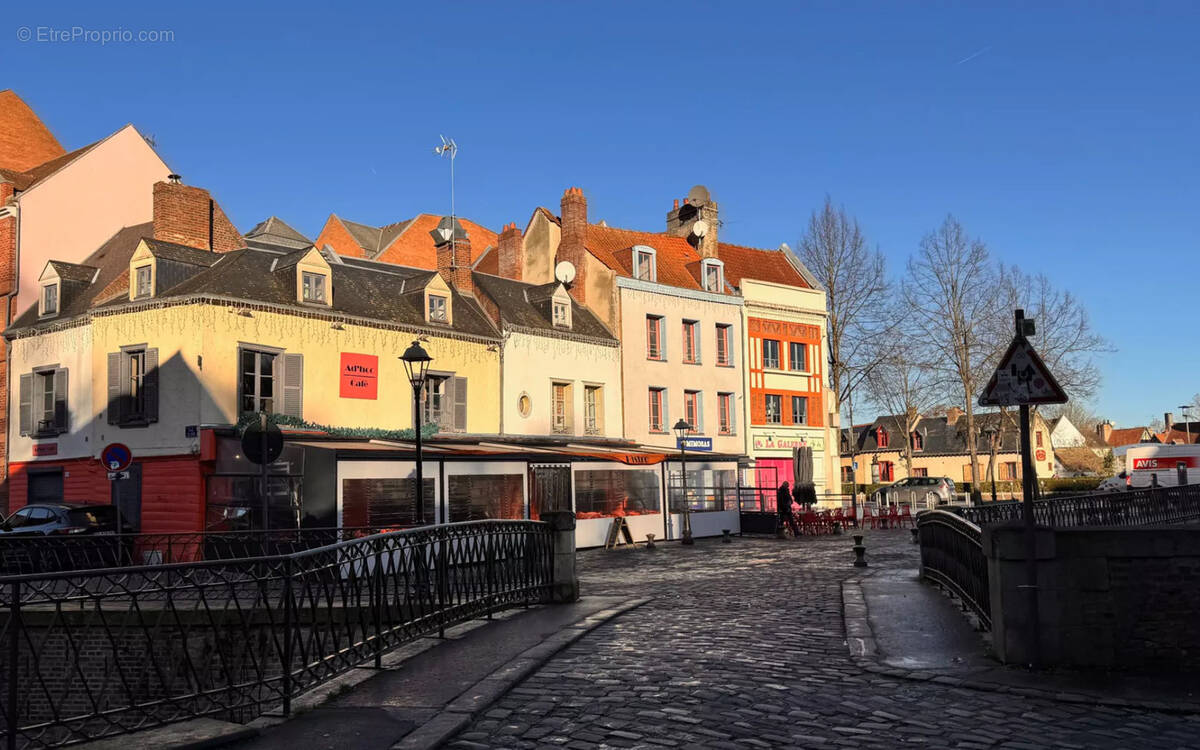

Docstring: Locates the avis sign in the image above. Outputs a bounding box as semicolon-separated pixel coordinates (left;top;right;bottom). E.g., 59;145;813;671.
339;353;378;399
979;337;1067;407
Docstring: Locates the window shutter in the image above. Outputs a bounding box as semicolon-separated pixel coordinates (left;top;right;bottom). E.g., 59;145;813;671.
282;353;303;419
453;376;467;432
144;348;160;423
18;373;32;436
107;353;122;425
53;368;68;433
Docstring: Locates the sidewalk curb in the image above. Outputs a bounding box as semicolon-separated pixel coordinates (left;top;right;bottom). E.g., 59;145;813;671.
392;597;651;750
841;576;1200;716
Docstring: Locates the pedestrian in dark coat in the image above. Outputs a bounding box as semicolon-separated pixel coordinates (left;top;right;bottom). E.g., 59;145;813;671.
777;481;801;537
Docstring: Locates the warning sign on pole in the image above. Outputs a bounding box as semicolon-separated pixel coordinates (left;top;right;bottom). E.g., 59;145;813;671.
978;337;1068;407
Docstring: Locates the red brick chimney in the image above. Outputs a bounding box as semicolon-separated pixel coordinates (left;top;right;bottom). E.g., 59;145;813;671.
435;233;473;296
1097;421;1113;444
497;222;523;280
153;176;243;253
946;406;964;426
557;187;588;304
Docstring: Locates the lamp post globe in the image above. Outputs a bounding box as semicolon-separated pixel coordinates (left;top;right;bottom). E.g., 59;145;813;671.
400;341;433;526
673;419;694;545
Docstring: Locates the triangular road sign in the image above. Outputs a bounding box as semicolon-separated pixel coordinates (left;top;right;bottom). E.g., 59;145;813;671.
979;336;1068;406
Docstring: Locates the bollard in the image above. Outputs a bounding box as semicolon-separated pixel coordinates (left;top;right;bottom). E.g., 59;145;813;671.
721;529;732;544
910;528;919;544
645;533;657;550
852;534;868;567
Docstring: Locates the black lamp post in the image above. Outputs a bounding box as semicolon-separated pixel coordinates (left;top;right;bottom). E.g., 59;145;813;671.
983;426;998;503
401;341;432;525
673;419;694;545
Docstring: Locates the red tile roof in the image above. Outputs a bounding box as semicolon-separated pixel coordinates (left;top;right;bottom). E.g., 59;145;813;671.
585;224;703;289
716;241;809;289
1155;429;1200;445
375;214;497;269
0;90;65;173
1106;427;1151;447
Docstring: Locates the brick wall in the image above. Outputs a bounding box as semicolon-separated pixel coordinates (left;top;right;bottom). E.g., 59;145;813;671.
986;525;1200;671
152;181;243;253
497;222;523;280
436;237;473;296
0;181;14;511
314;215;368;258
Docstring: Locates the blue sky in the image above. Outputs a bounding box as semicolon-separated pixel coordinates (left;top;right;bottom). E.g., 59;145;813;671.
4;1;1197;427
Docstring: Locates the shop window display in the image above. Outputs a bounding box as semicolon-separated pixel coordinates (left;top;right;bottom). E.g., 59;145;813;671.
448;475;524;522
574;469;661;519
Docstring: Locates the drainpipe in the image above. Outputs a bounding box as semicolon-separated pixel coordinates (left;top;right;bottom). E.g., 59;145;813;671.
2;200;20;511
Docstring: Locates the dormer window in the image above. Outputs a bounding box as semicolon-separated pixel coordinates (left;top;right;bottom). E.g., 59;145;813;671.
428;294;448;323
553;300;571;329
633;245;656;282
134;266;152;299
702;259;724;293
40;284;58;317
301;271;327;304
912;431;924;451
877;428;890;449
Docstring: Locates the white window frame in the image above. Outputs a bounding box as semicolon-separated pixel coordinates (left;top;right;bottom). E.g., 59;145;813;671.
428;294;448;323
134;266;153;299
764;394;782;425
788;341;808;372
762;339;781;369
301;271;328;304
633;245;657;282
552;300;571;328
40;283;59;317
701;259;724;293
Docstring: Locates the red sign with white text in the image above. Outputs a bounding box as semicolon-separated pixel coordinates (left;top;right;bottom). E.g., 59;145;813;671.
1132;457;1197;471
339;353;379;400
32;443;57;457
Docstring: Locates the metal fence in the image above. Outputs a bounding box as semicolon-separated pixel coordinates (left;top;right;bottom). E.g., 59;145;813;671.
916;510;990;629
0;527;395;576
918;484;1200;633
950;483;1200;528
0;520;554;749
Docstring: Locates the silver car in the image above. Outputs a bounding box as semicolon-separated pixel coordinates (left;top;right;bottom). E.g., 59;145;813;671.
871;476;956;508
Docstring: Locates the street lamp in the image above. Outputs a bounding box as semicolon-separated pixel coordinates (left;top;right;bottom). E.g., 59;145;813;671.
401;341;433;526
673;418;694;546
982;426;998;503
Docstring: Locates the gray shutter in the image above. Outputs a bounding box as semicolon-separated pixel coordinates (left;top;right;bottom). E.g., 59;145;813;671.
453;376;467;433
18;373;32;436
144;348;159;423
282;353;303;419
53;368;68;433
107;353;122;425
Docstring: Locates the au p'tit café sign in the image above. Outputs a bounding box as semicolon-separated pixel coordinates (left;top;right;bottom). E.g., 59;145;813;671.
340;353;379;400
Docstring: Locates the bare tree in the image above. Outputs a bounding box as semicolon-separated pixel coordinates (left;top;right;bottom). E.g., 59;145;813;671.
799;197;892;420
864;332;940;477
905;216;997;493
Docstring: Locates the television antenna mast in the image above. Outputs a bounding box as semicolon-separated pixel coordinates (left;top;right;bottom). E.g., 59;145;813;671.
433;136;459;262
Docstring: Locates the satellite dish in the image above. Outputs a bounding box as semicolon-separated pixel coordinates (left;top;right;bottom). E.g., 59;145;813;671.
686;185;711;207
691;220;709;238
555;260;577;285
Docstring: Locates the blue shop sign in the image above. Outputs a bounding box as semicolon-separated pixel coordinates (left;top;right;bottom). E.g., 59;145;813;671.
677;436;713;452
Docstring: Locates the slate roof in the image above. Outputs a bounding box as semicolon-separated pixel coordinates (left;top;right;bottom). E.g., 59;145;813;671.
844;412;1027;455
47;261;98;284
11;224;152;327
472;272;616;343
142;238;223;266
244;216;312;251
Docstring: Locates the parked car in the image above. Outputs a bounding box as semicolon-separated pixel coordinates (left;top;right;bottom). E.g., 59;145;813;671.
1097;473;1129;492
0;503;135;573
0;503;131;536
871;476;956;508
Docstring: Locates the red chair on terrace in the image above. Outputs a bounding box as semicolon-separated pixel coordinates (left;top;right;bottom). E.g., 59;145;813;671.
886;505;901;528
861;505;877;529
799;510;821;535
899;505;914;528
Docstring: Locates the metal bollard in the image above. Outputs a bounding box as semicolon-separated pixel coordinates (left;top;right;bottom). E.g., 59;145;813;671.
852;534;868;567
721;529;732;544
910;528;919;544
645;533;657;550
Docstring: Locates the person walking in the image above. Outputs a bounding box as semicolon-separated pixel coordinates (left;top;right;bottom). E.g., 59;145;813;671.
777;481;801;537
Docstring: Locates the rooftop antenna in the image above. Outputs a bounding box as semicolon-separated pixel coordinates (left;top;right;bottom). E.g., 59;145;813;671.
433;135;459;264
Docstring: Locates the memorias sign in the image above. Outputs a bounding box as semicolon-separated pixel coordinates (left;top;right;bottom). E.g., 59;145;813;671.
340;353;379;399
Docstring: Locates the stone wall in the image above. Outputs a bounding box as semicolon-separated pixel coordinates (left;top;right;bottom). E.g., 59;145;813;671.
985;524;1200;671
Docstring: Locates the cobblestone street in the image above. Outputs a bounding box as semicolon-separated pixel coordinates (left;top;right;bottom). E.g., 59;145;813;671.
449;529;1200;749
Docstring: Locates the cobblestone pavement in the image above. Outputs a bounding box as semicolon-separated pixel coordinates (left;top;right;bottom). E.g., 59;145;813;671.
449;529;1200;749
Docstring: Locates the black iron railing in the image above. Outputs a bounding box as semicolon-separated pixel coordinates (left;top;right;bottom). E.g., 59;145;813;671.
917;510;990;629
0;527;395;576
0;520;554;749
951;484;1200;528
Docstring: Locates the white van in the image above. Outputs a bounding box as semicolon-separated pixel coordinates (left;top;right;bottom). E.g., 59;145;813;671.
1122;444;1200;489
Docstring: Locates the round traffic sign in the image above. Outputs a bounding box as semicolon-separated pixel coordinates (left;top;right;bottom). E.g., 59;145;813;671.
242;420;284;465
101;443;133;473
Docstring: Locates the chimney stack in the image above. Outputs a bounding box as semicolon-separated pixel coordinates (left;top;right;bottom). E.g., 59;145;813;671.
1165;412;1174;432
497;222;524;281
946;406;964;426
431;217;474;295
153;179;243;253
1097;420;1113;444
557;187;588;304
